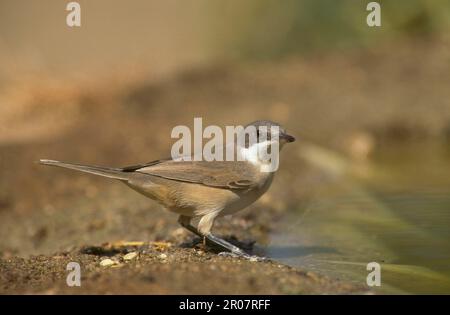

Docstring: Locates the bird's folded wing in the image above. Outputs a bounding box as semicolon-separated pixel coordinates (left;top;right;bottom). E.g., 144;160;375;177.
130;160;259;190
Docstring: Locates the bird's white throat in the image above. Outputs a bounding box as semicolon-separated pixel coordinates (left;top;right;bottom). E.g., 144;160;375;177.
239;140;279;172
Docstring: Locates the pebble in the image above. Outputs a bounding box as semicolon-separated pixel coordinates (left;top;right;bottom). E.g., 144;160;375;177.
158;253;168;260
99;258;116;267
123;252;138;261
249;256;259;262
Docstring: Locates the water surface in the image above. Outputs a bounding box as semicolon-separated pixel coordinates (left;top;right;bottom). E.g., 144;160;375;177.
268;141;450;294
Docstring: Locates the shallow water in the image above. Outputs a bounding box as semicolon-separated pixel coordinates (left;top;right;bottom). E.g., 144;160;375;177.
268;141;450;294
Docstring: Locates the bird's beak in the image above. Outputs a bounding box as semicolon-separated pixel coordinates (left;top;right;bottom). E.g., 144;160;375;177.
282;133;296;143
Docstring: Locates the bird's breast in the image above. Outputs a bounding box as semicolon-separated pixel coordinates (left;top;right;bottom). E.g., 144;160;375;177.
219;172;274;216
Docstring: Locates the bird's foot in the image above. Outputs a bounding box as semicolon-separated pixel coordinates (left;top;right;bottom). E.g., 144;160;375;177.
218;251;268;262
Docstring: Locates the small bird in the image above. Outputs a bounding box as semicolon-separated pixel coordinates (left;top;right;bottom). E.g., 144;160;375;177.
40;120;295;259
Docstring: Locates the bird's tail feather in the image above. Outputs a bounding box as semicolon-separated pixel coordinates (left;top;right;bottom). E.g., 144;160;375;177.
39;159;131;181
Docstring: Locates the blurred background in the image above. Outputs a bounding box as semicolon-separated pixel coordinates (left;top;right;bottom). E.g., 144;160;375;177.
1;0;450;293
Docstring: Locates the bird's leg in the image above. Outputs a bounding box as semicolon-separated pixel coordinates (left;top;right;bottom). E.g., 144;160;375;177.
177;215;255;259
198;212;251;257
205;233;252;258
178;215;215;248
177;215;203;238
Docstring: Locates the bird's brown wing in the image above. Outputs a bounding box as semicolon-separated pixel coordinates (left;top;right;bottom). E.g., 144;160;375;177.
120;159;171;172
128;160;259;190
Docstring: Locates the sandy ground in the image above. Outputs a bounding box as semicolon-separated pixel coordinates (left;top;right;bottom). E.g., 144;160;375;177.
0;244;361;294
1;39;449;294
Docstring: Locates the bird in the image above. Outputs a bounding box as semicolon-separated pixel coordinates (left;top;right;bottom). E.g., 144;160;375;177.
39;120;295;259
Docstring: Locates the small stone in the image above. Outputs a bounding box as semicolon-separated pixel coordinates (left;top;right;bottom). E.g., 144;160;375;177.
158;253;168;260
249;256;259;262
100;258;116;267
123;252;138;261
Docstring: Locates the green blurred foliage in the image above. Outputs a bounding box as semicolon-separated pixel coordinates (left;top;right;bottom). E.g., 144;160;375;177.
210;0;450;58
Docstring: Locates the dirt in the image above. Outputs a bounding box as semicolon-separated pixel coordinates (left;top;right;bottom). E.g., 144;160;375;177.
1;38;449;294
0;243;362;294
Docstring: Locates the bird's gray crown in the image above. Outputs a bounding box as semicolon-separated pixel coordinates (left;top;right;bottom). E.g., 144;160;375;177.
244;120;288;142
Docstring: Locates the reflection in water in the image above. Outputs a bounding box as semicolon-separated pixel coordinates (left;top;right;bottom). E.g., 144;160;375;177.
268;245;338;259
268;141;450;294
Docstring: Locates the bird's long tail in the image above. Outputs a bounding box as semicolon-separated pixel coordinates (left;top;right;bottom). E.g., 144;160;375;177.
39;159;131;181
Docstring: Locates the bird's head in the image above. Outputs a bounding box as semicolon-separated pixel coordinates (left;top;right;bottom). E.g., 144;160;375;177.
238;120;295;172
